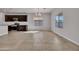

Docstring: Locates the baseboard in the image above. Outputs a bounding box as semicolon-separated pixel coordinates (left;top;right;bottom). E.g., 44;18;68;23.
0;33;8;36
53;31;79;46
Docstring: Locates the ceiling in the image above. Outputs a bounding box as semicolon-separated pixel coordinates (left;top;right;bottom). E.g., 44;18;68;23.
0;8;54;13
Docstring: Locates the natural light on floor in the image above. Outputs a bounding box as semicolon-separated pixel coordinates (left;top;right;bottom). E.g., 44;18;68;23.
23;31;40;33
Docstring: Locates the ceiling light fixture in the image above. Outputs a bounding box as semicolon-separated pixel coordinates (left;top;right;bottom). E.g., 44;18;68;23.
33;8;45;20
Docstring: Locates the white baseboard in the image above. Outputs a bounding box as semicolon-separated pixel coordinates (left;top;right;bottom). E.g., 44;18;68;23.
0;33;8;36
54;31;79;46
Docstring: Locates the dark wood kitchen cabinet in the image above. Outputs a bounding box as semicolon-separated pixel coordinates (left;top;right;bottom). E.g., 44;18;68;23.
8;25;27;31
17;25;27;31
5;15;27;22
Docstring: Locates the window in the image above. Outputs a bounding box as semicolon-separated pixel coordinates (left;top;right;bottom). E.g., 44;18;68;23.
55;13;64;28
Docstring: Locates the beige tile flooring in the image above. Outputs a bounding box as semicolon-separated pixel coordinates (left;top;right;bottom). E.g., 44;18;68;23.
0;31;79;51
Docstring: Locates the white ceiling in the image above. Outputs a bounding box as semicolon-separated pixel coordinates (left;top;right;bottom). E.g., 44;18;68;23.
0;8;54;13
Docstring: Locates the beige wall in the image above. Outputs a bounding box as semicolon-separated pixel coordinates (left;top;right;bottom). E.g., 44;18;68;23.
51;8;79;45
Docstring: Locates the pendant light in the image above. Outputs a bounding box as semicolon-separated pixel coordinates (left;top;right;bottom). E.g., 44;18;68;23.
33;8;43;20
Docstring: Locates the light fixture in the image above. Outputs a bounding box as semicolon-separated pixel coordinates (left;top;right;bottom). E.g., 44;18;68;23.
33;8;44;20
